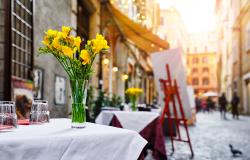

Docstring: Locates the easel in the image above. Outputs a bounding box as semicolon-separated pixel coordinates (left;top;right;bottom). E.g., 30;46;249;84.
159;64;194;157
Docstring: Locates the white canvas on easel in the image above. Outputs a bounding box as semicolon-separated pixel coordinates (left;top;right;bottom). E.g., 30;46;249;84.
151;48;192;119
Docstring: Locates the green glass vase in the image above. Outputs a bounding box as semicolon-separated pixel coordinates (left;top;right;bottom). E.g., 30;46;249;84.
70;79;88;128
131;96;137;111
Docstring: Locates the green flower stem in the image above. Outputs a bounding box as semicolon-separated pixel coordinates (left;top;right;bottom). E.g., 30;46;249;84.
72;103;86;123
55;55;73;77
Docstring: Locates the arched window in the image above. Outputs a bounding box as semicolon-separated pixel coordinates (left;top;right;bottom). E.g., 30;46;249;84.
192;68;198;74
202;67;209;74
202;57;209;63
192;57;199;64
192;78;199;85
202;78;209;85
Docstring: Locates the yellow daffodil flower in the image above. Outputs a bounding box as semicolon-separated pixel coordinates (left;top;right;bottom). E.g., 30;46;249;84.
46;29;58;37
91;34;109;54
62;26;71;35
42;36;50;47
80;50;90;65
52;36;61;50
87;40;91;45
74;36;81;49
125;88;143;96
62;46;74;59
73;47;77;53
57;32;63;37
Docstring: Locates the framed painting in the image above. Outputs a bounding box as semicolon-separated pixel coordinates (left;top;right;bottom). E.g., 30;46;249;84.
12;77;33;120
33;67;44;100
54;75;66;105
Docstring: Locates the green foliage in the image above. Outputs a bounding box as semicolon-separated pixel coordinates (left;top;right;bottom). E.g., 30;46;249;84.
93;90;105;118
110;94;122;108
86;86;95;121
93;91;123;118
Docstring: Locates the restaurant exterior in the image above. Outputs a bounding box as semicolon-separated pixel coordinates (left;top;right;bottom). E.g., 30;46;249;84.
100;1;169;104
0;0;101;117
0;0;168;118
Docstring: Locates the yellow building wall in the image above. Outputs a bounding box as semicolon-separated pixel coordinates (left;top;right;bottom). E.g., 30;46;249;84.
187;53;218;96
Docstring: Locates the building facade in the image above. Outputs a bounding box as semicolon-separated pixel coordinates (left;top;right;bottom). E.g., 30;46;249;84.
110;0;160;32
0;0;167;118
187;53;218;96
185;31;218;96
0;0;101;117
100;0;168;104
158;7;188;51
215;0;250;114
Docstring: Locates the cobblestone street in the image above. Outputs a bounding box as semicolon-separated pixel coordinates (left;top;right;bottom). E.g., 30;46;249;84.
146;112;250;160
166;112;250;160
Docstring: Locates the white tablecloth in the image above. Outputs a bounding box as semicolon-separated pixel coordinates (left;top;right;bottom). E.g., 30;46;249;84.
95;111;160;132
0;119;147;160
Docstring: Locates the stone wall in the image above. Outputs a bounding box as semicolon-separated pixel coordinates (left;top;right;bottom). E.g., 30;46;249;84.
33;0;73;117
33;0;100;117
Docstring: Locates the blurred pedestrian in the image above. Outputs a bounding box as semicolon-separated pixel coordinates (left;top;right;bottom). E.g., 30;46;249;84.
201;99;207;113
218;93;228;119
231;92;240;119
206;97;214;113
195;97;202;112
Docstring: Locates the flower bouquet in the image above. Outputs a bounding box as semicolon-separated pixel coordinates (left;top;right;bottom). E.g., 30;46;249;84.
39;26;109;128
125;88;143;111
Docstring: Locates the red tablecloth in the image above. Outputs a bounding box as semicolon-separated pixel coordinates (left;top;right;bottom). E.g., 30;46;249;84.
110;115;167;160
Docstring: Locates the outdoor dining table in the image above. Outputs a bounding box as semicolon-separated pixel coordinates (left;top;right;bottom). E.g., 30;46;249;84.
0;118;147;160
95;111;167;160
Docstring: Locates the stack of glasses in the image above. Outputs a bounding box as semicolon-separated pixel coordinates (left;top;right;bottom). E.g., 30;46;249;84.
30;100;50;124
0;100;50;131
0;101;17;130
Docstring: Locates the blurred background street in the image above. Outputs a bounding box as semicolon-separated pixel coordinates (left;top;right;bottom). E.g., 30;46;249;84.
145;112;250;160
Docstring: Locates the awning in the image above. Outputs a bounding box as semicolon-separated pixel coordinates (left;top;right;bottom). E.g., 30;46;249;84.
105;3;169;53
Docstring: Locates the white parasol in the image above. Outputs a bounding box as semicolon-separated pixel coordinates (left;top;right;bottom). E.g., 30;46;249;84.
202;91;218;97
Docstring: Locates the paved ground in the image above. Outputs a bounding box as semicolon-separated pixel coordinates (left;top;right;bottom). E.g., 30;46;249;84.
147;112;250;160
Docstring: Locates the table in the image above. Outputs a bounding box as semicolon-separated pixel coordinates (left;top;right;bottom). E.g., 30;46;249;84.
0;119;147;160
96;111;167;160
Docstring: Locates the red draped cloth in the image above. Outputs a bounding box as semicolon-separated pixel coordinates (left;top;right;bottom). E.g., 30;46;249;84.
110;116;167;160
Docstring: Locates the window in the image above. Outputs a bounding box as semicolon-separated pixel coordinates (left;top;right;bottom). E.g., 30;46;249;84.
192;57;199;64
202;78;209;85
202;57;208;63
11;0;34;79
192;68;198;74
192;78;199;85
202;67;209;74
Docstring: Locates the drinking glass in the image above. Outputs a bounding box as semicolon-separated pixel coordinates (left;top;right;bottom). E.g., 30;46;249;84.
0;101;17;130
30;100;49;124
